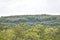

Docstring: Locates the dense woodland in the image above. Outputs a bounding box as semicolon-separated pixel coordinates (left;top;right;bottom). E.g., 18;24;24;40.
0;15;60;40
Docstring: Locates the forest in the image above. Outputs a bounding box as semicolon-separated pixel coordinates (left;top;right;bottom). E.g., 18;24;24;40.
0;15;60;40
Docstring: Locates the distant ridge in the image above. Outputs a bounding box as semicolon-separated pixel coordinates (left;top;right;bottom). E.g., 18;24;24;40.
0;14;58;18
0;14;60;26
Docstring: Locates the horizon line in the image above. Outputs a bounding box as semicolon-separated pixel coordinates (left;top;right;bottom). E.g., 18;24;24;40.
0;14;60;17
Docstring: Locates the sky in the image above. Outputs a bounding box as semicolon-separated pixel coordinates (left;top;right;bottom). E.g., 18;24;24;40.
0;0;60;16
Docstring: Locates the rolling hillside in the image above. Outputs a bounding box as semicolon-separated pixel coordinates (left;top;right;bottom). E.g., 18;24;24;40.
0;14;60;26
0;14;60;40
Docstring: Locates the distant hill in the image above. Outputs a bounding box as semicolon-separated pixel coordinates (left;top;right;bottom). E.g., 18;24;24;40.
0;14;60;26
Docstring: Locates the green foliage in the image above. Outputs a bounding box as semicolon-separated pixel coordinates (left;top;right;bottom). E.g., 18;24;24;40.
0;15;60;26
0;23;60;40
0;15;60;40
0;29;15;40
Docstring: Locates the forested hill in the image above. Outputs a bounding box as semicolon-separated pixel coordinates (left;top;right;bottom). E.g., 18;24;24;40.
0;14;60;40
0;14;60;26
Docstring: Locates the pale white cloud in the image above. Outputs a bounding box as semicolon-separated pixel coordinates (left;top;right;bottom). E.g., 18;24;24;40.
0;0;60;16
47;0;60;13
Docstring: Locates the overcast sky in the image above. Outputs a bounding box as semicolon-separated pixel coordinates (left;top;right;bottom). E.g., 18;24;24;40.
0;0;60;16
